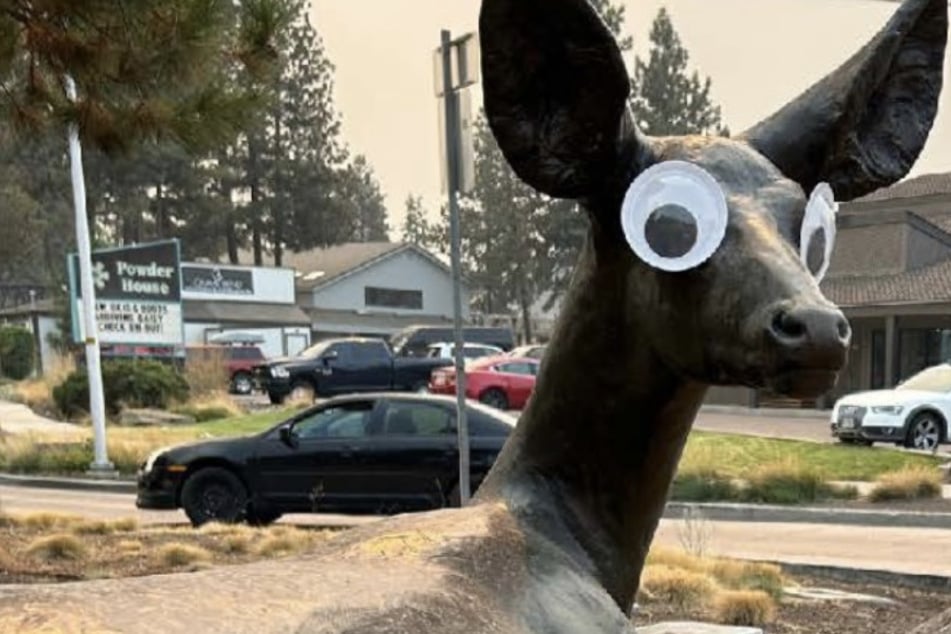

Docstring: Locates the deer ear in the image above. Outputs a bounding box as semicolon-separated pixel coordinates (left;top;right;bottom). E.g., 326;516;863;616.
741;0;947;202
479;0;637;199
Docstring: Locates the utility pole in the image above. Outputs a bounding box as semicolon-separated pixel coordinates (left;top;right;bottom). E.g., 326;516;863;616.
436;30;478;505
65;76;114;476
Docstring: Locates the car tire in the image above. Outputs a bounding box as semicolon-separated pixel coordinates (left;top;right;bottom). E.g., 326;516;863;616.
181;467;248;527
245;506;283;527
268;392;285;405
904;412;944;451
479;388;509;410
289;381;316;404
231;372;254;395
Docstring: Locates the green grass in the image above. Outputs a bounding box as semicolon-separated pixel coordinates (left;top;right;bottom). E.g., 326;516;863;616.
176;408;293;437
681;431;943;481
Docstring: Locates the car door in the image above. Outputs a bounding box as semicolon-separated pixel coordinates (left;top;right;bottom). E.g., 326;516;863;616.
318;342;356;394
253;399;381;513
354;341;393;391
361;399;458;511
495;361;539;409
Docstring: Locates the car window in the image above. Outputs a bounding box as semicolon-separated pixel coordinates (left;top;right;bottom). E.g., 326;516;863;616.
293;402;374;439
381;402;454;436
468;409;512;437
463;346;493;359
496;362;535;376
231;347;263;360
327;343;354;364
353;341;389;364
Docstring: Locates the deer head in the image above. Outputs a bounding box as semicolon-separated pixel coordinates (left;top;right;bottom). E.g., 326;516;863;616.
480;0;946;399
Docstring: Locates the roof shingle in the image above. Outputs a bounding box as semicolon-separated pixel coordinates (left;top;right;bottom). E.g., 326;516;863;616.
855;172;951;203
822;258;951;307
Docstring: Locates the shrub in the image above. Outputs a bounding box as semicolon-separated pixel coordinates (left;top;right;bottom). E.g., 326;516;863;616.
183;348;230;396
154;543;211;567
640;565;718;611
0;327;35;380
708;560;785;600
72;518;139;535
869;466;943;502
741;460;855;504
672;469;741;502
712;590;777;626
53;359;189;418
26;534;87;561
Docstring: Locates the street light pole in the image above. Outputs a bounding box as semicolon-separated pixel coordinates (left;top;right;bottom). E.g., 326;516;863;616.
64;75;113;475
441;29;471;505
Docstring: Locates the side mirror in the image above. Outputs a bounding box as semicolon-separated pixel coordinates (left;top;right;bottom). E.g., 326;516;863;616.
279;425;298;448
322;350;339;365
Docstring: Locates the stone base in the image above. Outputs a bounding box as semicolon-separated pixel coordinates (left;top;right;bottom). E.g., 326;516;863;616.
86;462;119;479
639;623;763;634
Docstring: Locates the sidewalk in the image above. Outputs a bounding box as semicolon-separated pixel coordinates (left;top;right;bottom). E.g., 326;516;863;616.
0;400;82;438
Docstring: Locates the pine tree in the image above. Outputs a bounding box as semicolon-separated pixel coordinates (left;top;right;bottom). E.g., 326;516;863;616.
402;195;437;248
630;8;727;136
0;0;286;153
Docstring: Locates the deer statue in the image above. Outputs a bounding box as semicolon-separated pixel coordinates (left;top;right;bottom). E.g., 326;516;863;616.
0;0;946;632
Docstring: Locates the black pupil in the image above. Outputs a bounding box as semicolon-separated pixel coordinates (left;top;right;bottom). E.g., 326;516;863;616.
805;228;826;276
644;204;698;258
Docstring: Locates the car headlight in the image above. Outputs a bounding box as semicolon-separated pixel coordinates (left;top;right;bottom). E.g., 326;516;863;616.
871;405;904;415
271;367;290;378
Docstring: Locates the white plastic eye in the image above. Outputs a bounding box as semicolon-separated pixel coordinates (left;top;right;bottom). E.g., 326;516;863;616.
621;161;729;272
800;182;838;282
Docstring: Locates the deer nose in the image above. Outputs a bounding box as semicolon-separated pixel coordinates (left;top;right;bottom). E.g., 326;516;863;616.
768;305;851;366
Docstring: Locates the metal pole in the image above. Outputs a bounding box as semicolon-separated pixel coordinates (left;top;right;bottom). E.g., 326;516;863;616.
441;29;471;505
65;76;113;474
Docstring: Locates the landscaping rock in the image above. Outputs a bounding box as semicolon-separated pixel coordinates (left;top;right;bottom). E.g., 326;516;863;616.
118;408;195;426
638;623;762;634
910;606;951;633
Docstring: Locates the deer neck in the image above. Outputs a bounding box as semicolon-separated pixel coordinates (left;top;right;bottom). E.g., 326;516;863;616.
478;232;708;612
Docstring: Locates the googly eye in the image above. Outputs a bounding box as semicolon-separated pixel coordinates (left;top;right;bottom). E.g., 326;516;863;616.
620;161;729;272
800;182;838;282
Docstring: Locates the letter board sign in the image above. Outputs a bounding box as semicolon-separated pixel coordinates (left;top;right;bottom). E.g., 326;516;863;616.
68;240;184;346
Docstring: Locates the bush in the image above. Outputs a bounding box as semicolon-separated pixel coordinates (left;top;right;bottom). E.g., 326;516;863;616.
672;469;741;502
742;461;857;505
52;359;189;418
26;534;87;561
0;327;35;380
640;565;718;610
869;466;943;502
713;590;777;627
154;543;211;568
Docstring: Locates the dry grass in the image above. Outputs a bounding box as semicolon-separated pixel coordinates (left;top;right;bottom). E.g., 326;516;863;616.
11;512;84;530
72;518;139;535
255;527;314;557
640;565;718;610
26;534;87;562
713;590;777;626
9;354;75;413
869;466;944;502
154;543;212;568
174;392;243;422
183;349;230;397
707;560;784;600
116;540;144;554
221;534;254;555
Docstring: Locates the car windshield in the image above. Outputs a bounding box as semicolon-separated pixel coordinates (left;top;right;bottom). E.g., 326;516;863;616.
298;341;332;359
896;365;951;392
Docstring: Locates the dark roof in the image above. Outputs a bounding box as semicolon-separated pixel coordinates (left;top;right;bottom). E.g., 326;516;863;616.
183;301;310;326
822;259;951;307
855;172;951;203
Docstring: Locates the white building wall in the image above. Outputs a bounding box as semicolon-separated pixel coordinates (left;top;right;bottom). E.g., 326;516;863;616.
308;251;470;319
184;322;309;360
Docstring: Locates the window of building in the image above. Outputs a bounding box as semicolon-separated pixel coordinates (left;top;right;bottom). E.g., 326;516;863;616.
897;328;951;382
364;286;423;310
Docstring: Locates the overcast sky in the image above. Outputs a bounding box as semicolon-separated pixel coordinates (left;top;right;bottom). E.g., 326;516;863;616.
310;0;951;235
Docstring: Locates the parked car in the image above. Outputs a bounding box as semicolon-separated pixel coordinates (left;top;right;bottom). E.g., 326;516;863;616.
136;393;516;526
254;337;452;404
185;344;265;395
426;342;504;361
506;344;546;360
429;356;540;410
831;363;951;450
389;325;515;358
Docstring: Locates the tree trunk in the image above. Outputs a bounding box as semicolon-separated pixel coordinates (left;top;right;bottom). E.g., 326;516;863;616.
273;108;284;267
519;278;533;344
248;136;263;266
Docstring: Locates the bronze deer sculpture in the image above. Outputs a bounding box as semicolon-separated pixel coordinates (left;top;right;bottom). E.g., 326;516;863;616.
0;0;946;632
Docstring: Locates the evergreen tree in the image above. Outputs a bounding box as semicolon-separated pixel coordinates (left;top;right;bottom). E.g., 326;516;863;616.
401;195;437;248
630;8;727;136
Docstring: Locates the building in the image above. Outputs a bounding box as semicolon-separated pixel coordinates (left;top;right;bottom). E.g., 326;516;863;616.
709;172;951;408
0;297;59;375
241;242;471;340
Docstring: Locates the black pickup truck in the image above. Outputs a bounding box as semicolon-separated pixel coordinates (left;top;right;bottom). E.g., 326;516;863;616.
255;337;452;404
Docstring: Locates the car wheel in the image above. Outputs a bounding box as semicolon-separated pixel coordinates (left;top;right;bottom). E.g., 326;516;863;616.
268;392;285;405
180;467;247;527
245;506;283;527
905;412;944;451
231;372;254;395
479;388;509;410
289;381;316;403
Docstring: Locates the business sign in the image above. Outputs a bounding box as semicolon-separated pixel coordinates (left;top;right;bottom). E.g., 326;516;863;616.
181;262;295;304
182;265;254;297
68;240;184;347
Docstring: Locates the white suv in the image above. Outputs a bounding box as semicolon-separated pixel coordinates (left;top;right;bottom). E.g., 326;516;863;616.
426;342;504;362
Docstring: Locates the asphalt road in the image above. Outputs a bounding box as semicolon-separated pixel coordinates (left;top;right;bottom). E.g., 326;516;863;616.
3;484;950;577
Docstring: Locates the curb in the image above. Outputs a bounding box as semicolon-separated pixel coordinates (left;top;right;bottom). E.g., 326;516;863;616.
664;501;951;529
0;473;136;494
772;561;951;592
698;405;829;420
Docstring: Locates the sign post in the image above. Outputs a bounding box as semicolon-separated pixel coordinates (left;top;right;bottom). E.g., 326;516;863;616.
435;30;479;505
64;75;113;475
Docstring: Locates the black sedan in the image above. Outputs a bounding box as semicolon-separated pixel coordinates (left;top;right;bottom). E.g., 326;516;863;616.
136;393;516;526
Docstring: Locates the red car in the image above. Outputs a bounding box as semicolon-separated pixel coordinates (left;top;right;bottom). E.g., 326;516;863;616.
185;344;266;395
429;356;539;410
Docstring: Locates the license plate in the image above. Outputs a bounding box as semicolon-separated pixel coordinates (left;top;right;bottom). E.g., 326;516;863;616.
840;417;855;430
